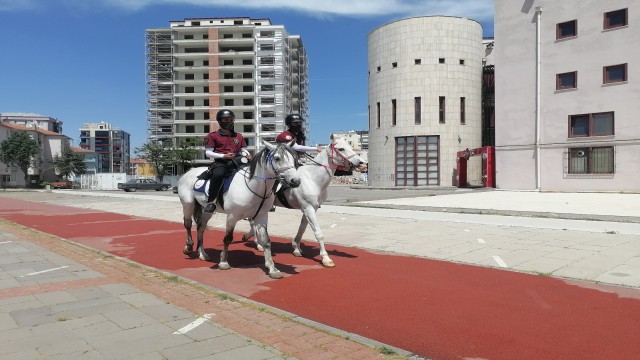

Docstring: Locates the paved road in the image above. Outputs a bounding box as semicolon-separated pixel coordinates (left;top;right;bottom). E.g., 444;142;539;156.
1;188;640;360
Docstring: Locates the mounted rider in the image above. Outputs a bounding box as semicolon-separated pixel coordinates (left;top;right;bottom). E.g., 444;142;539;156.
276;114;322;158
198;109;252;213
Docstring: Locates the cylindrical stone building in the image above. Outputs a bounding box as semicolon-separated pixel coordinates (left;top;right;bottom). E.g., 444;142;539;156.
368;16;484;187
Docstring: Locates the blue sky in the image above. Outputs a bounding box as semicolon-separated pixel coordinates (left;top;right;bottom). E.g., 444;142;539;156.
0;0;493;149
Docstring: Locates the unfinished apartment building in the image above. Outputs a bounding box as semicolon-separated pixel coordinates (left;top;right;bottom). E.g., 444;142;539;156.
146;17;309;164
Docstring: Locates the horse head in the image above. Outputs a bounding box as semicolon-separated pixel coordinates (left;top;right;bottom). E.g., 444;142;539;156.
258;139;301;188
328;134;367;172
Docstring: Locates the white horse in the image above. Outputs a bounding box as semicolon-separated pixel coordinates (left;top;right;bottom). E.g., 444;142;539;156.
243;135;367;267
177;140;300;279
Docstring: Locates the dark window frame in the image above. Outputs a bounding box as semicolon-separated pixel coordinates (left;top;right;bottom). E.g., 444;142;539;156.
603;63;627;83
376;102;381;128
460;97;466;125
568;146;615;174
439;96;446;124
557;20;578;39
557;71;577;90
604;8;628;30
414;97;421;125
569;112;614;138
391;99;397;126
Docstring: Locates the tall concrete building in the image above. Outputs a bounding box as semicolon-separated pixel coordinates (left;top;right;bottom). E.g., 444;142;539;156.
146;17;309;163
368;16;484;187
78;122;130;173
495;1;639;191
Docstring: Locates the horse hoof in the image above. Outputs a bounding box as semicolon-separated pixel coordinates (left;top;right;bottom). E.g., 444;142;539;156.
322;259;336;268
198;251;211;261
269;271;284;279
183;246;193;255
293;250;303;257
218;263;231;270
256;244;265;252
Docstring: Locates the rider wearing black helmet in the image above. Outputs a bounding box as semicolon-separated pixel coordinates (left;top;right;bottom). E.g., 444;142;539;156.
198;109;251;213
276;114;321;153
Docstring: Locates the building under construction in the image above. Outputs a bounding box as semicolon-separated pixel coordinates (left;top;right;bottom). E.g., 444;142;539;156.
146;17;309;165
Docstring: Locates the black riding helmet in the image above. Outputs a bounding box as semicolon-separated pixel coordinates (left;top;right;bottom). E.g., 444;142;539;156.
216;109;235;121
285;114;304;127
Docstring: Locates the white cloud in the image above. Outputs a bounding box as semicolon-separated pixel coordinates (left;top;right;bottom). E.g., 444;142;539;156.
1;0;493;21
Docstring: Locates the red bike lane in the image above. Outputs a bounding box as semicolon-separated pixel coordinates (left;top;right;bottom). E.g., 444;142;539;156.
1;197;639;360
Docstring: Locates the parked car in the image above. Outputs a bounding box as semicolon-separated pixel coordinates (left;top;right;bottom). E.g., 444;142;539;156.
49;180;74;189
117;179;171;192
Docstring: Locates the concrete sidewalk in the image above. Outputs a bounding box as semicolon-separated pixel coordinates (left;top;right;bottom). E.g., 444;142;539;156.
0;220;405;360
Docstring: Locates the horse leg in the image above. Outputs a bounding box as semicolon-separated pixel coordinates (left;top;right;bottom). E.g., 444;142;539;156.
218;216;236;270
242;219;265;251
196;210;212;261
182;216;194;256
292;215;309;257
254;215;283;279
303;206;334;268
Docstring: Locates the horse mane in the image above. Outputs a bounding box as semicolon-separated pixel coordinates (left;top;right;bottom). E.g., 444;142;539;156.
248;143;298;179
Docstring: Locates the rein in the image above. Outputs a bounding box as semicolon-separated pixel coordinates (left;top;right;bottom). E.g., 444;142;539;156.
241;147;296;220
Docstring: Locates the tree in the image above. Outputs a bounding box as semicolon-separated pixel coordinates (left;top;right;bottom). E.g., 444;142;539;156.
51;149;87;180
172;137;200;174
0;131;39;186
135;140;173;182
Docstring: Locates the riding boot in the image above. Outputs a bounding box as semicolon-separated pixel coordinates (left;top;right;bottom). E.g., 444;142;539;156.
204;202;216;213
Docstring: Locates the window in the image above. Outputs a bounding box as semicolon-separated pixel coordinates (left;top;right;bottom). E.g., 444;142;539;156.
204;125;210;133
569;112;614;137
439;58;445;64
557;20;577;39
203;99;209;106
185;99;194;106
604;8;627;29
391;99;397;126
376;102;381;128
203;73;209;80
223;86;233;92
243;98;254;105
439;96;446;124
224;99;234;106
460;97;466;125
224;73;233;79
260;44;275;51
415;59;421;65
260;97;275;104
184;35;193;40
604;64;627;83
243;125;253;132
261;124;276;132
568;147;614;174
185;87;194;93
392;62;397;68
185;112;195;120
223;60;233;65
414;97;421;125
223;34;233;39
185;125;195;133
184;73;194;80
242;85;253;92
204;86;209;93
184;60;194;66
204;112;209;120
203;60;209;66
396;136;440;186
557;71;577;90
261;85;275;91
459;59;465;65
377;66;381;72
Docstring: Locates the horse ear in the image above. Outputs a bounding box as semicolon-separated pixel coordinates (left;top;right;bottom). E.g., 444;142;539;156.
330;133;335;141
262;138;276;150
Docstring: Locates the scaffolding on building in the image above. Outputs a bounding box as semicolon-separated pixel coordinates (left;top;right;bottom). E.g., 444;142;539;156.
146;29;174;143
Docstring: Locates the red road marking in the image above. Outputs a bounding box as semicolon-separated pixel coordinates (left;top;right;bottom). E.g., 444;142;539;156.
2;198;639;359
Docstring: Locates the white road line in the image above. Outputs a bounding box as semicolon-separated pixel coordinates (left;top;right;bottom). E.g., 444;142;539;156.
330;224;337;228
173;313;215;334
0;241;13;244
492;256;508;268
20;266;69;277
464;229;471;232
477;238;486;244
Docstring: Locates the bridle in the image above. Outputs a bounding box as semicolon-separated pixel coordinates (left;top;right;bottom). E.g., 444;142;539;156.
328;143;359;171
239;145;297;219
